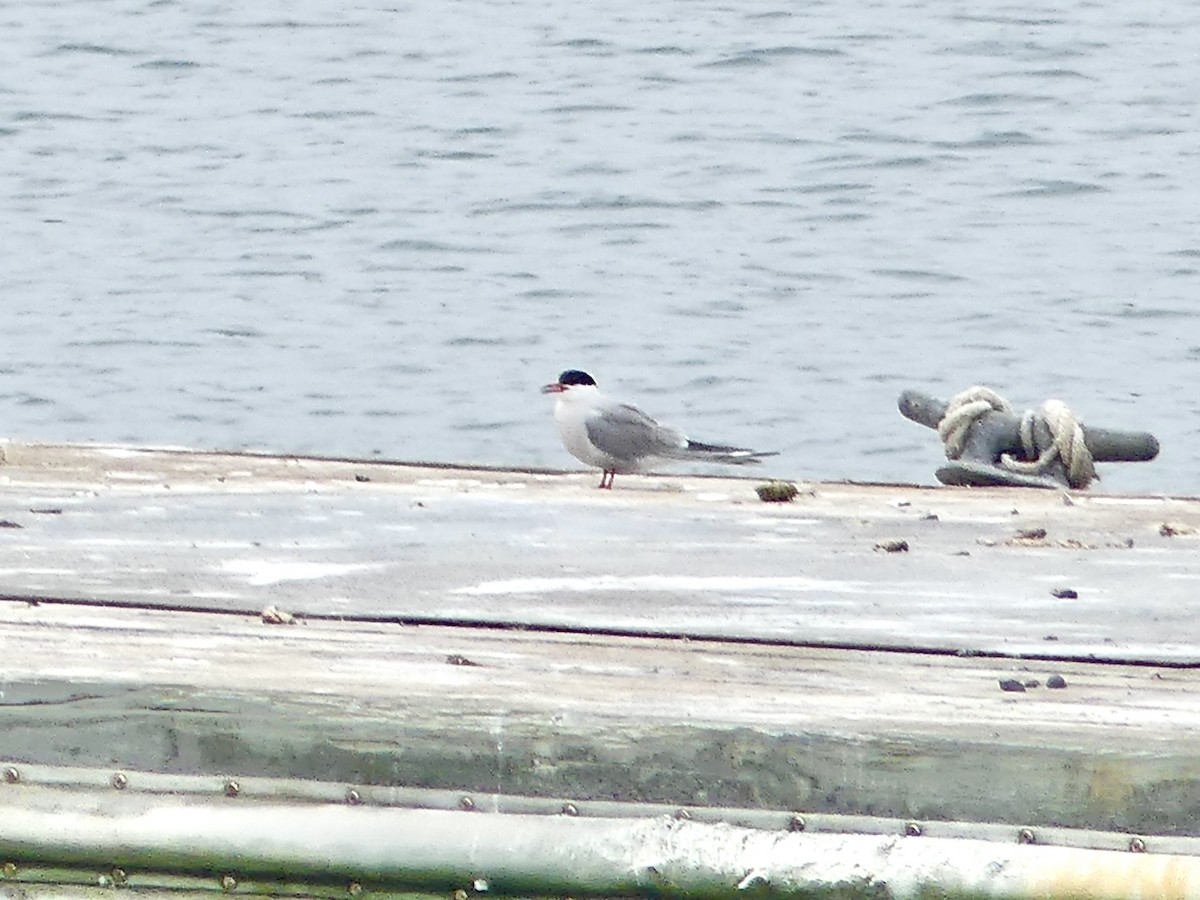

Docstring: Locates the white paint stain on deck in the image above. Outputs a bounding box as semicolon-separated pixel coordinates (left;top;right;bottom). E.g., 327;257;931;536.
220;560;385;587
455;575;862;595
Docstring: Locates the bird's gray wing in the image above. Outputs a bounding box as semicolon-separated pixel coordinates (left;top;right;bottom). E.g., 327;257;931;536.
585;403;685;464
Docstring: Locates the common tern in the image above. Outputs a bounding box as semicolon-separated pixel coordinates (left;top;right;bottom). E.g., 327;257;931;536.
541;369;778;488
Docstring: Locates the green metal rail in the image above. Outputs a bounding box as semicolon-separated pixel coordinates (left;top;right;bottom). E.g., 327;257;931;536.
2;764;1199;899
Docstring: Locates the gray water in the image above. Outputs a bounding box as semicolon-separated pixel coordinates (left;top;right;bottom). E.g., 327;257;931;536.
5;0;1200;493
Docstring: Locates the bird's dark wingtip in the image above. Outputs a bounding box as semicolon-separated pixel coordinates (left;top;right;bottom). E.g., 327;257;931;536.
685;441;779;464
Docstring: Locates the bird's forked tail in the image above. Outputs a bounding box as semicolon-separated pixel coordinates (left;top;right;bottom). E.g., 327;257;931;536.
679;440;779;465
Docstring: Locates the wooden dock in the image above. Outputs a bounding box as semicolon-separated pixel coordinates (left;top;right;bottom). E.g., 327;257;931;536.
1;441;1199;898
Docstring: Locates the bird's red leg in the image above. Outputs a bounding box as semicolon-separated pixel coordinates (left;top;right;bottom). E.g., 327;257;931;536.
598;470;614;489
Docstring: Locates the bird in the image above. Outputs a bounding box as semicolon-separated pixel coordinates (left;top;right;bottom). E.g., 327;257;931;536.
541;369;778;489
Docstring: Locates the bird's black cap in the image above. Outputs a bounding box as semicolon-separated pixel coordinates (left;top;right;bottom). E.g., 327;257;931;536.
557;370;597;386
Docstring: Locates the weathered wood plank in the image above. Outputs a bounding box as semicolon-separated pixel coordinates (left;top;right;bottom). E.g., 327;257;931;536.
1;602;1198;835
0;441;1198;662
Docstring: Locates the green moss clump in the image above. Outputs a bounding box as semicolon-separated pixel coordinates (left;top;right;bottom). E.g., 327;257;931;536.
755;481;799;503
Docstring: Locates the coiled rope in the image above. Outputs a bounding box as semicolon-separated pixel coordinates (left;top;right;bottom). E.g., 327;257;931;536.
937;386;1097;489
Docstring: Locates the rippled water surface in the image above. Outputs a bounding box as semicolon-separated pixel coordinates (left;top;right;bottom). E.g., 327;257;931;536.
5;0;1200;492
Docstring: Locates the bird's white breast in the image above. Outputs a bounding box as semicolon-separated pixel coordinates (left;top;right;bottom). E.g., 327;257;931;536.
554;390;621;470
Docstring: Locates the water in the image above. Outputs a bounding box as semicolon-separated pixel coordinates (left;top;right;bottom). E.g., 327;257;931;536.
5;0;1200;494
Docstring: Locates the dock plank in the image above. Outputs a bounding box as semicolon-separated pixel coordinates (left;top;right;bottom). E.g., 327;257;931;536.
0;442;1198;662
1;603;1198;835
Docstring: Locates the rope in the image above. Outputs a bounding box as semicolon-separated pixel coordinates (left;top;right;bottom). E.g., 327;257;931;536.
938;387;1097;489
937;387;1012;459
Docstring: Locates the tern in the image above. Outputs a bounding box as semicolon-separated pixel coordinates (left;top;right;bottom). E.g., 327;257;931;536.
541;369;778;489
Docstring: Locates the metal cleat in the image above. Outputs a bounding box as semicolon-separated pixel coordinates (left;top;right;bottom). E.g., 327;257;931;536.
899;387;1159;489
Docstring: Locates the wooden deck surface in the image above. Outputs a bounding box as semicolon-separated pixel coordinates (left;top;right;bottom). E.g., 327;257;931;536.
1;441;1198;837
